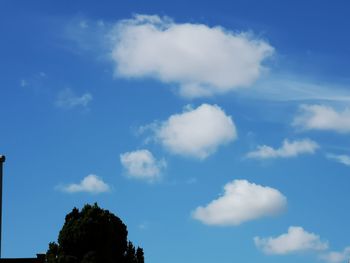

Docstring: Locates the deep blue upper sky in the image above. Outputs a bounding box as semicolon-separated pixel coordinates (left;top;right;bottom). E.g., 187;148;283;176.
1;1;350;263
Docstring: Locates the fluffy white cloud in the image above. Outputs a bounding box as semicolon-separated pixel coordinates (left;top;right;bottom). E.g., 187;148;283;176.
60;174;110;194
152;104;236;159
327;153;350;166
55;88;93;109
320;247;350;263
254;226;329;255
192;180;286;226
293;105;350;133
109;14;274;98
246;139;319;159
120;149;166;181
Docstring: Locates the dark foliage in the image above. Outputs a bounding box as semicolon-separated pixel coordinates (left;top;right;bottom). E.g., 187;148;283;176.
47;204;144;263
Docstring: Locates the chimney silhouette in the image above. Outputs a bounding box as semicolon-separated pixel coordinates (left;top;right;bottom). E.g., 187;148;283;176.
0;155;5;258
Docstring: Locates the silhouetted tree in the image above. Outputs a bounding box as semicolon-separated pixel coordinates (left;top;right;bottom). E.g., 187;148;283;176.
125;242;136;263
46;203;144;263
136;247;144;263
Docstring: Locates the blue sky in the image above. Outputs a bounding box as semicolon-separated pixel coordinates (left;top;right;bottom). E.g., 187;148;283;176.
1;1;350;263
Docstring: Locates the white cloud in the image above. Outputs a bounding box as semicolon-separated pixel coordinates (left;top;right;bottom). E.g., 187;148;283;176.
293;105;350;133
255;227;350;263
150;104;236;159
327;154;350;166
55;88;93;109
192;180;286;226
320;247;350;263
120;149;166;181
60;174;110;194
254;226;329;255
109;14;274;98
246;138;319;159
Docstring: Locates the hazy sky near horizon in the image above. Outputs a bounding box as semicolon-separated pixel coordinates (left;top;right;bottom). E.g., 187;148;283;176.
1;1;350;263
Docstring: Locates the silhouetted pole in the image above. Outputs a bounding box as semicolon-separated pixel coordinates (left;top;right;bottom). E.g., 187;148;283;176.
0;155;5;258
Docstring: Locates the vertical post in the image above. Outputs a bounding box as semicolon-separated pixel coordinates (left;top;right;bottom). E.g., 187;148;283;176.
0;155;5;258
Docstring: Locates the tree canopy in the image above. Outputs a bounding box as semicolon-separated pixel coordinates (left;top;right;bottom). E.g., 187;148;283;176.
46;203;144;263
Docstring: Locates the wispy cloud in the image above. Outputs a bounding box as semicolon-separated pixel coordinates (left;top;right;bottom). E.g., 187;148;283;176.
326;153;350;166
192;180;286;226
246;138;319;159
55;88;93;109
20;79;28;87
79;20;88;29
138;222;149;230
120;149;166;182
19;72;47;89
58;174;110;194
293;105;350;133
239;76;350;102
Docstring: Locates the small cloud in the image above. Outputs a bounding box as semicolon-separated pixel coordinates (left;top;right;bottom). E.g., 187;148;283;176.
192;179;286;226
148;104;237;159
55;88;93;109
39;72;46;78
246;139;319;159
255;227;350;263
59;174;110;194
326;153;350;166
20;79;27;87
293;105;350;133
79;20;88;29
120;149;166;182
109;14;274;98
254;226;329;255
138;222;149;230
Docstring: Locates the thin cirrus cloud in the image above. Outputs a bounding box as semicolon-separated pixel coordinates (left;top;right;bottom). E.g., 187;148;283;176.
144;103;237;159
326;153;350;166
246;138;319;159
192;180;286;226
120;149;166;182
59;174;110;194
55;88;93;109
239;75;350;102
254;226;329;255
108;14;274;98
293;105;350;133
